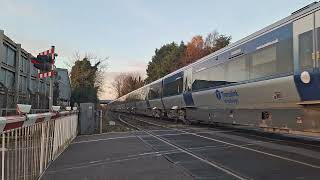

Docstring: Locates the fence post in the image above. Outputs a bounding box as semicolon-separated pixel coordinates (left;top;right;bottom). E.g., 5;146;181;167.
100;110;103;134
1;133;5;180
0;30;4;116
39;122;46;174
0;30;4;67
0;111;78;179
14;44;22;105
44;121;50;168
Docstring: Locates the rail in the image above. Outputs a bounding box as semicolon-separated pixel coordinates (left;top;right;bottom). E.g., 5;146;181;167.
0;110;78;180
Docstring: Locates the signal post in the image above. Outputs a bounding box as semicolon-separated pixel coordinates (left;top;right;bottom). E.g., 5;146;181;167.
31;46;57;111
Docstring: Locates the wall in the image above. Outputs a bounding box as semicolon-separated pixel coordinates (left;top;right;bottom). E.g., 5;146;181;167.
0;30;50;115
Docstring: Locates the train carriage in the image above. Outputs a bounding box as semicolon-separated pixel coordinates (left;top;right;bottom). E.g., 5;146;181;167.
110;2;320;136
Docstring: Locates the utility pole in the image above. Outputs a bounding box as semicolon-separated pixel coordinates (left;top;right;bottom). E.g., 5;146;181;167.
31;46;56;111
49;46;55;110
49;72;53;110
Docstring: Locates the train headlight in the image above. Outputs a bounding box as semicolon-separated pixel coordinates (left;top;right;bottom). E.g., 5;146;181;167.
300;71;311;84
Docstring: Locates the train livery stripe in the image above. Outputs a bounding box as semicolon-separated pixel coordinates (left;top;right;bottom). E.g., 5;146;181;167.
294;72;320;101
183;92;194;106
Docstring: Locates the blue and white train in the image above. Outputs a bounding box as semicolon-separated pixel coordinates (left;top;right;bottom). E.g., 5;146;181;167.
109;2;320;136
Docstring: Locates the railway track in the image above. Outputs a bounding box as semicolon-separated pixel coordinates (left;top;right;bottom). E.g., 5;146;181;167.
116;112;320;180
117;114;248;180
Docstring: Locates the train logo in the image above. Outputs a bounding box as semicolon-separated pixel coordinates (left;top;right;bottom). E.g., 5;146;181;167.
215;90;222;100
215;89;239;104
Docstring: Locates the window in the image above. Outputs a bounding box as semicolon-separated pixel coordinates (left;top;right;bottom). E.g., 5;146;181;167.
46;84;50;94
184;68;192;91
163;73;183;97
190;25;293;91
226;56;249;83
20;56;29;73
140;87;149;100
192;64;229;91
149;82;161;99
20;57;24;72
299;30;313;71
19;76;27;92
1;44;5;62
40;82;45;93
0;69;15;89
31;66;38;76
0;68;5;85
250;45;277;79
277;37;293;74
31;79;38;92
6;71;15;89
4;45;16;66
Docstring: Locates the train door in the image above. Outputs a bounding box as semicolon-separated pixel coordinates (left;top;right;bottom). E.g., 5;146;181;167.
183;68;194;107
293;11;320;101
183;68;192;92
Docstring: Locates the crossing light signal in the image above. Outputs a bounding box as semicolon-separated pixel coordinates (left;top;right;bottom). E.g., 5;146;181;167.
31;54;53;71
31;54;53;64
33;62;52;71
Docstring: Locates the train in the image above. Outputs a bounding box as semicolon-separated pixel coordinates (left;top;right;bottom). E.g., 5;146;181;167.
109;2;320;137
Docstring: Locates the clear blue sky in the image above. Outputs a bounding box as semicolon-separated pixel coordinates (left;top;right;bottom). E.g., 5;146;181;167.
0;0;315;98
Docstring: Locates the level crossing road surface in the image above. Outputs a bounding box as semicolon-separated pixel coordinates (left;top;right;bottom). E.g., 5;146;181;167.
41;113;320;180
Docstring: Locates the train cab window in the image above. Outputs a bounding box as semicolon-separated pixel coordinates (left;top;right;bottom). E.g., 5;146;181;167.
163;72;184;97
250;45;277;79
299;30;313;71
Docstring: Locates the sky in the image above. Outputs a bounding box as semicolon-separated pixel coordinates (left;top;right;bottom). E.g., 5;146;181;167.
0;0;315;99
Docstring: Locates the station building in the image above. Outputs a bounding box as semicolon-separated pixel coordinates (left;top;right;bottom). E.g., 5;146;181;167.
0;30;71;116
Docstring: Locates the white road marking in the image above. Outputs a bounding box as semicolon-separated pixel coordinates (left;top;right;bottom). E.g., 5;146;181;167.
46;148;181;174
119;115;247;180
72;135;137;144
78;131;137;137
45;155;160;174
236;131;320;148
133;115;320;169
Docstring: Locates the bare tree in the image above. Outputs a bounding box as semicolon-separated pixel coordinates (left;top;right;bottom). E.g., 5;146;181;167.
112;73;127;98
112;73;144;98
204;30;231;54
204;30;219;49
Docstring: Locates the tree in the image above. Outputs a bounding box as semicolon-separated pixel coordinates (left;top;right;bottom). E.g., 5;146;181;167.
69;53;107;105
144;30;231;84
204;30;231;55
112;73;126;98
112;73;144;98
145;42;185;83
181;35;206;66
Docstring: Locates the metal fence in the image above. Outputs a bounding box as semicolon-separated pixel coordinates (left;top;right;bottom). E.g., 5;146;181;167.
0;111;78;180
0;109;51;117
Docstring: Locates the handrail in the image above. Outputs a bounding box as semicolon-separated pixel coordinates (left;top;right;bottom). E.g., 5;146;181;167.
0;110;79;180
